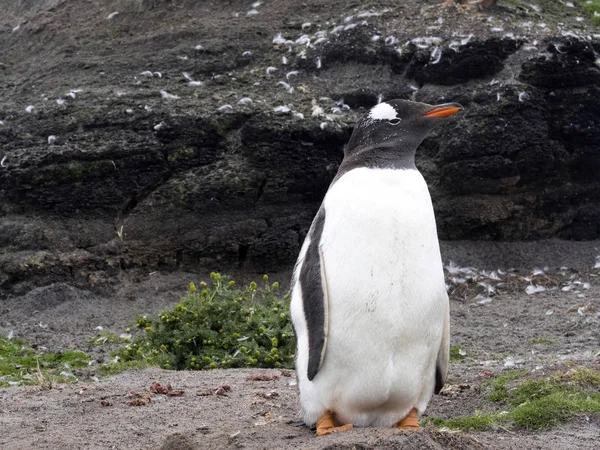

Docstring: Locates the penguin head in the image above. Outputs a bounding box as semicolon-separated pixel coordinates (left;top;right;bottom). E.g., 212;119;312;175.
344;99;463;165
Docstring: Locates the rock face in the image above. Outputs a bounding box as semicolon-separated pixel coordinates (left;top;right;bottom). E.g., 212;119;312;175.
0;0;599;296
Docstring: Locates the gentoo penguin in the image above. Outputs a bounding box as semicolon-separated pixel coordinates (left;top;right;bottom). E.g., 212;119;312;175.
290;99;462;436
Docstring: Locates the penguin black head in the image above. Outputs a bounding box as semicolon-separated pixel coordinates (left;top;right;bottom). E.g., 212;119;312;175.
339;99;463;174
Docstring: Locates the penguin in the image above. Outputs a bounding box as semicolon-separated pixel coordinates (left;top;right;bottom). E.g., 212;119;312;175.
290;99;463;436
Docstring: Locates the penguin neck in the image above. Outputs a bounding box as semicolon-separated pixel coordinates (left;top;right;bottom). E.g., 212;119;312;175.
334;143;417;183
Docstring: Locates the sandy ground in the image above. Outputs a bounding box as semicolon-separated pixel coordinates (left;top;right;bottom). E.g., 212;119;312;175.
1;0;600;448
1;367;599;450
1;241;600;449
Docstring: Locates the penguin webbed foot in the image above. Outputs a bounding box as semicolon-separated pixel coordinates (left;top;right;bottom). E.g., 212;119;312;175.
316;410;353;436
393;408;422;431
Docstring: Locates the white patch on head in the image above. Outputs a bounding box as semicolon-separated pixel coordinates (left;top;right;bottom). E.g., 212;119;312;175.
368;102;397;121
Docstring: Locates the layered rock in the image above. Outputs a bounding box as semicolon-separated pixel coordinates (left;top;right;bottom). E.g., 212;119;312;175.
0;0;599;296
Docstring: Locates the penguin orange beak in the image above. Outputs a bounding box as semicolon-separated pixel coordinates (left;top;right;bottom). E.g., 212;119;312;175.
422;103;463;118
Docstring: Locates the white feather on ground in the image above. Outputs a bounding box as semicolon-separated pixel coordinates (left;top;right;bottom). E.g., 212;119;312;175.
273;105;291;113
160;90;179;100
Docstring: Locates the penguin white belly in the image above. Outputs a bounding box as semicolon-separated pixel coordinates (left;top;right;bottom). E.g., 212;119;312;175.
292;167;448;427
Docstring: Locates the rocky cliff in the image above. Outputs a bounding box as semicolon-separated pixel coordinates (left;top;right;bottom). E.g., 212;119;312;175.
1;0;599;297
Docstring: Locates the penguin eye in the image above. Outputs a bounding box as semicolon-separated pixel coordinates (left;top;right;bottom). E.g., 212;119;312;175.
388;118;401;125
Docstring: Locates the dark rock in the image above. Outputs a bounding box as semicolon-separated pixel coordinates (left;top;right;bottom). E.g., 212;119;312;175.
407;38;522;85
155;116;230;170
442;155;520;195
438;90;549;163
514;142;569;184
300;24;411;74
520;38;600;88
337;88;380;108
0;1;599;297
238;115;348;203
568;147;600;182
561;204;600;240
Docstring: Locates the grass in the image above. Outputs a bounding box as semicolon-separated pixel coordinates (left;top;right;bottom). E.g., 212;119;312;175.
583;0;600;24
531;336;557;345
0;336;91;388
510;391;600;429
428;411;496;431
4;269;295;380
104;273;294;373
566;367;600;385
5;270;599;433
98;359;153;377
449;346;468;362
487;369;527;402
87;331;121;346
488;352;509;361
429;367;600;431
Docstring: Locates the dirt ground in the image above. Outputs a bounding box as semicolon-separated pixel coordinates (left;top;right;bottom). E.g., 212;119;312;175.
1;241;600;449
1;1;600;448
1;367;599;450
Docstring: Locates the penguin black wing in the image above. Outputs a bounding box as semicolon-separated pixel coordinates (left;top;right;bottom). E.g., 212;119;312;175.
435;299;450;394
299;207;329;381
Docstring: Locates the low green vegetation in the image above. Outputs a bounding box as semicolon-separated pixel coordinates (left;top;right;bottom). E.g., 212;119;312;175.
99;359;153;376
6;273;598;433
531;336;556;345
487;369;527;402
583;0;600;24
428;411;496;431
429;367;600;431
87;331;121;346
105;273;294;373
0;336;90;388
449;346;468;362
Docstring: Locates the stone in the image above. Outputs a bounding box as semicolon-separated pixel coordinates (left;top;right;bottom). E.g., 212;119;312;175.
0;2;599;297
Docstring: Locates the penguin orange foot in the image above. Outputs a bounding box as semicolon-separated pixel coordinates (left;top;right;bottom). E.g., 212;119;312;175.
394;408;422;430
316;410;353;436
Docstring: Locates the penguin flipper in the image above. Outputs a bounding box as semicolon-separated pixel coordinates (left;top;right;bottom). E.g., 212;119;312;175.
299;208;329;381
434;297;450;394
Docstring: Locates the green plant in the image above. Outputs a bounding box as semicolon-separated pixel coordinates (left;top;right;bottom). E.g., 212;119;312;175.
531;336;557;345
427;411;497;431
449;346;467;362
583;0;600;24
99;359;153;376
561;367;600;386
87;331;121;346
487;370;528;402
0;336;90;388
430;367;600;431
109;273;294;371
510;391;600;429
